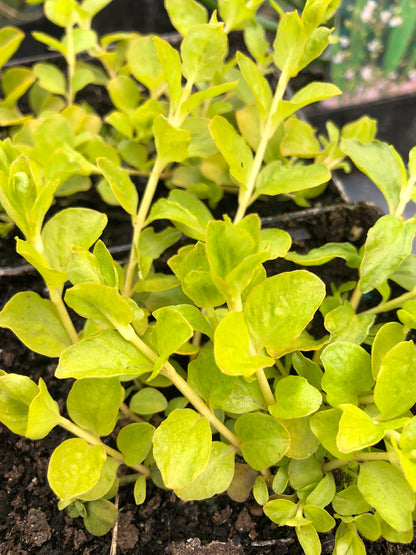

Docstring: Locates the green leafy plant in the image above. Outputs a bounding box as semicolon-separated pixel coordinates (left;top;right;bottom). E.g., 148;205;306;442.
2;0;416;553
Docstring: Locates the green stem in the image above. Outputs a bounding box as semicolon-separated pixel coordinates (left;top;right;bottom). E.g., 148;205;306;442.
119;402;143;423
65;23;76;105
395;175;416;218
361;286;416;315
49;287;79;344
358;394;374;405
275;358;289;377
171;79;194;127
349;285;362;311
256;368;275;406
118;473;142;485
58;416;151;477
233;70;289;223
119;325;242;450
323;451;392;472
122;156;166;297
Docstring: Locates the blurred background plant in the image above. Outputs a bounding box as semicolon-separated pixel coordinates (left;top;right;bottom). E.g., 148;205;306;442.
330;0;416;104
0;0;42;26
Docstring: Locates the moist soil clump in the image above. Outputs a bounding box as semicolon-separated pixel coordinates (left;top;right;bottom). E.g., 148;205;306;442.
1;202;415;553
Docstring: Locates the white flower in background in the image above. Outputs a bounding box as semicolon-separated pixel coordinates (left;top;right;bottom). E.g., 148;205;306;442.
345;69;355;80
333;52;345;63
389;16;403;27
368;39;382;53
380;10;391;24
360;66;373;80
340;36;350;48
361;0;377;23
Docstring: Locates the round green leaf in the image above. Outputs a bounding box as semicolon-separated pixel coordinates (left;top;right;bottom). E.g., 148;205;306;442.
0;373;38;435
357;461;415;532
337;404;385;453
263;498;297;525
244;270;325;356
83;499;118;536
134;474;147;505
235;412;290;470
26;378;60;439
48;438;106;501
0;292;72;357
303;505;335;533
153;408;212;489
56;330;154;379
253;475;269;506
117;422;154;466
374;341;416;420
270;376;322;419
67;378;124;437
129;387;168;415
321;342;373;407
175;441;235;500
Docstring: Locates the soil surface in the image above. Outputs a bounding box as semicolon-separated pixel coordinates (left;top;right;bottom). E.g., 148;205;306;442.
2;202;416;554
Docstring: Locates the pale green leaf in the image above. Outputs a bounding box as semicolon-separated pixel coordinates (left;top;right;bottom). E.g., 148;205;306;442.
26;378;60;439
244;270;325;354
321;342;373;407
359;215;416;293
96;157;138;215
153;408;212;489
270;376;322;419
48;438;106;501
67;378;124;436
165;0;208;36
358;461;415;532
117;422;154;466
374;341;416;420
209;115;253;185
235;412;290;470
175;441;235;500
0;291;72;357
56;330;153;379
341;139;404;215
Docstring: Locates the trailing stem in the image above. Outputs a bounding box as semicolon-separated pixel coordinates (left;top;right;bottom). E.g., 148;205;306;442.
119;325;242;451
49;286;79;344
233;70;289;224
122;156;166;297
65;23;76;106
361;286;416;315
58;416;151;477
323;451;393;473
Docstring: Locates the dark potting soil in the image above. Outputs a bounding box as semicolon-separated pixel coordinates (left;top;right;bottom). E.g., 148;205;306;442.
1;202;415;554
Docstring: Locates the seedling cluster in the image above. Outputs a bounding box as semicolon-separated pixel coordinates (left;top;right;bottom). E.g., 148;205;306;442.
1;1;416;553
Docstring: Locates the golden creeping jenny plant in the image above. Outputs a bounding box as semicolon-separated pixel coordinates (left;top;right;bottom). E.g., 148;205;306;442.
2;0;416;552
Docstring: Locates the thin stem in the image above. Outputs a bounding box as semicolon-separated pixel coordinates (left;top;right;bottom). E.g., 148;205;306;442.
256;368;275;406
49;287;79;344
58;416;151;477
119;402;143;423
171;79;194;127
119;325;242;450
65;23;76;105
361;286;416;315
358;394;374;405
122;156;166;297
275;358;289;377
323;451;392;472
349;285;362;311
394;175;416;218
118;473;142;485
233;70;289;224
